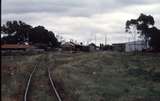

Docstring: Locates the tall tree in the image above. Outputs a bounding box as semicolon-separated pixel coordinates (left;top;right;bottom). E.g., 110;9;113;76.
126;13;160;51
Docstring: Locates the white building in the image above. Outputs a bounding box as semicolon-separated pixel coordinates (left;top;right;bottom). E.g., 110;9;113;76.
1;31;16;38
125;40;149;52
1;31;8;38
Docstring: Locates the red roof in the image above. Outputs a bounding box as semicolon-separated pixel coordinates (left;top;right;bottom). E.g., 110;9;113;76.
1;44;32;49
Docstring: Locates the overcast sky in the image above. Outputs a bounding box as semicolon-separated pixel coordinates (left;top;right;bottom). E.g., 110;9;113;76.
2;0;160;45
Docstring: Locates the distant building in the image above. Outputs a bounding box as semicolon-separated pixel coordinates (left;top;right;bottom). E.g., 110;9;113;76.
112;40;149;52
100;44;113;51
125;40;149;52
61;42;76;51
88;43;97;51
61;42;90;52
112;43;125;52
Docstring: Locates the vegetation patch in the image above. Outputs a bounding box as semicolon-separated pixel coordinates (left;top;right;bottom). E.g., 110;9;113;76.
1;52;160;101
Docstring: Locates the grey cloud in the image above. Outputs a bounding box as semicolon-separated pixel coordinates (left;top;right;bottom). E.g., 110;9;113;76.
3;0;159;17
2;0;160;44
119;0;160;5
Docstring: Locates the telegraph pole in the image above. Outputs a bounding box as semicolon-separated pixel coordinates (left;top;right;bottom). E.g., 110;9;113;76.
105;36;106;45
105;35;107;45
95;33;97;45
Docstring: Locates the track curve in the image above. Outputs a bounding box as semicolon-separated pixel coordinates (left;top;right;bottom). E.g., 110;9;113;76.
23;65;63;101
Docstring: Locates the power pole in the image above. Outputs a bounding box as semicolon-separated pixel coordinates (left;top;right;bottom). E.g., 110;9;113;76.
104;35;106;45
95;33;97;45
105;34;107;45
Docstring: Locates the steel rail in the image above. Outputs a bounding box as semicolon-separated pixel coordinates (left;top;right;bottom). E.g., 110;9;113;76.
23;65;63;101
48;68;63;101
24;66;37;101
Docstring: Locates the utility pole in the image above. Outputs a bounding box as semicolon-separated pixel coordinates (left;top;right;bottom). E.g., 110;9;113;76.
105;34;107;45
95;33;97;45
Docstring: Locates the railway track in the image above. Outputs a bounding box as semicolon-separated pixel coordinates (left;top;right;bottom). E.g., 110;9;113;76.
24;65;63;101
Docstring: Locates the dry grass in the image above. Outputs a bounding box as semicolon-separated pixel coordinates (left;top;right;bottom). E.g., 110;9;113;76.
52;52;160;101
1;51;160;101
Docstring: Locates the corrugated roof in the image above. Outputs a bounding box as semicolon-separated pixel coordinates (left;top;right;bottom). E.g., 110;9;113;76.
1;44;33;49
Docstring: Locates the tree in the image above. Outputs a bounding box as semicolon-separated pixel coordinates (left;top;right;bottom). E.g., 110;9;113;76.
149;27;160;50
1;20;32;43
1;20;60;47
126;13;160;51
29;26;60;47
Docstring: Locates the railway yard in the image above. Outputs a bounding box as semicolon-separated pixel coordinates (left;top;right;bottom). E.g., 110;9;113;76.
1;51;160;101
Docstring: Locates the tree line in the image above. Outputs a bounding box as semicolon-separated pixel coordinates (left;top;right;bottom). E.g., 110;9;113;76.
1;20;60;48
1;14;160;51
